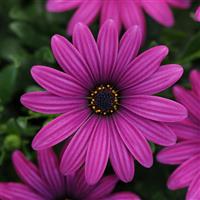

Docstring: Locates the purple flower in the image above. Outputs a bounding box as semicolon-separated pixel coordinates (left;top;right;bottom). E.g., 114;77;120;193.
0;149;140;200
157;70;200;200
46;0;190;36
21;20;187;184
195;6;200;22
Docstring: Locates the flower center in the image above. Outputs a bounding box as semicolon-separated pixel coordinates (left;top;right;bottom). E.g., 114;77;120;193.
88;84;120;115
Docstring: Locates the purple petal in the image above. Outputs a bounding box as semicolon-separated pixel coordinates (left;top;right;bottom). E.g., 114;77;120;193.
51;34;92;86
129;113;176;146
67;0;101;35
119;46;169;89
12;151;52;199
60;116;98;175
124;95;187;122
97;19;118;81
195;6;200;22
21;91;85;114
110;118;135;182
141;0;174;27
31;65;86;98
189;70;200;97
166;0;190;8
37;149;65;197
167;155;200;190
46;0;81;12
32;109;90;150
86;175;118;200
157;140;200;165
85;118;110;185
73;23;101;81
113;111;153;168
128;64;183;95
104;192;141;200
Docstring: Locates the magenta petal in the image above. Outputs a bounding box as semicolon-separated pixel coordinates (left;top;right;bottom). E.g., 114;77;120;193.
130;113;176;146
32;109;90;150
141;0;174;27
114;112;153;168
129;64;183;95
67;0;101;35
0;183;45;200
157;140;200;165
85;118;110;185
86;175;118;200
112;26;142;81
110;118;135;182
46;0;81;12
60;116;98;175
37;149;65;197
195;6;200;22
97;20;118;81
105;192;141;200
31;65;86;98
12;151;52;199
186;172;200;200
20;91;85;114
189;70;200;97
167;155;200;190
124;95;187;122
73;23;101;81
119;46;169;89
166;0;190;8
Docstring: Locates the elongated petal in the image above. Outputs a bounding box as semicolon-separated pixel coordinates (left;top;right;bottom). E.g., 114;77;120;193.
37;149;65;197
157;140;200;165
67;0;101;35
100;0;121;31
119;46;169;89
173;86;200;121
97;20;118;81
120;0;145;38
166;0;190;9
114;111;153;168
60;116;98;175
0;183;45;200
46;0;81;12
112;26;142;81
32;109;90;150
128;64;183;95
105;192;141;200
85;118;110;185
12;151;52;199
195;6;200;22
51;34;92;86
110;118;135;182
141;0;174;27
124;95;187;122
130;113;176;146
31;65;86;98
73;23;101;81
186;172;200;200
167;155;200;190
189;70;200;97
21;91;85;114
86;176;118;200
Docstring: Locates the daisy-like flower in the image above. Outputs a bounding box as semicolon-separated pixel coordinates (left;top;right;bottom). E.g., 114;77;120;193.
195;6;200;22
0;149;140;200
46;0;190;36
157;70;200;200
21;20;187;184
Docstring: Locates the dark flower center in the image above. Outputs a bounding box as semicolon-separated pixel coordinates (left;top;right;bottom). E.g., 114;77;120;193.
88;84;120;115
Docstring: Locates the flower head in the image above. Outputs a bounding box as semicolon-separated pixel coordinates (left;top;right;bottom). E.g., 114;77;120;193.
0;149;140;200
195;6;200;22
157;70;200;200
21;20;187;184
46;0;190;36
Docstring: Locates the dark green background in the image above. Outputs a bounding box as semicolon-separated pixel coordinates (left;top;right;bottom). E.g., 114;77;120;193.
0;0;199;199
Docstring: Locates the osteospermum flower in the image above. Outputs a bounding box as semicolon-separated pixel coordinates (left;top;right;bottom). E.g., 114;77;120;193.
157;70;200;200
21;20;187;184
195;6;200;22
46;0;190;36
0;149;140;200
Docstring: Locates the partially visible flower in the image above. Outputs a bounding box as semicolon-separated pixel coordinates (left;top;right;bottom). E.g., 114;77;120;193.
46;0;190;36
0;149;140;200
21;20;187;185
157;70;200;200
195;6;200;22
